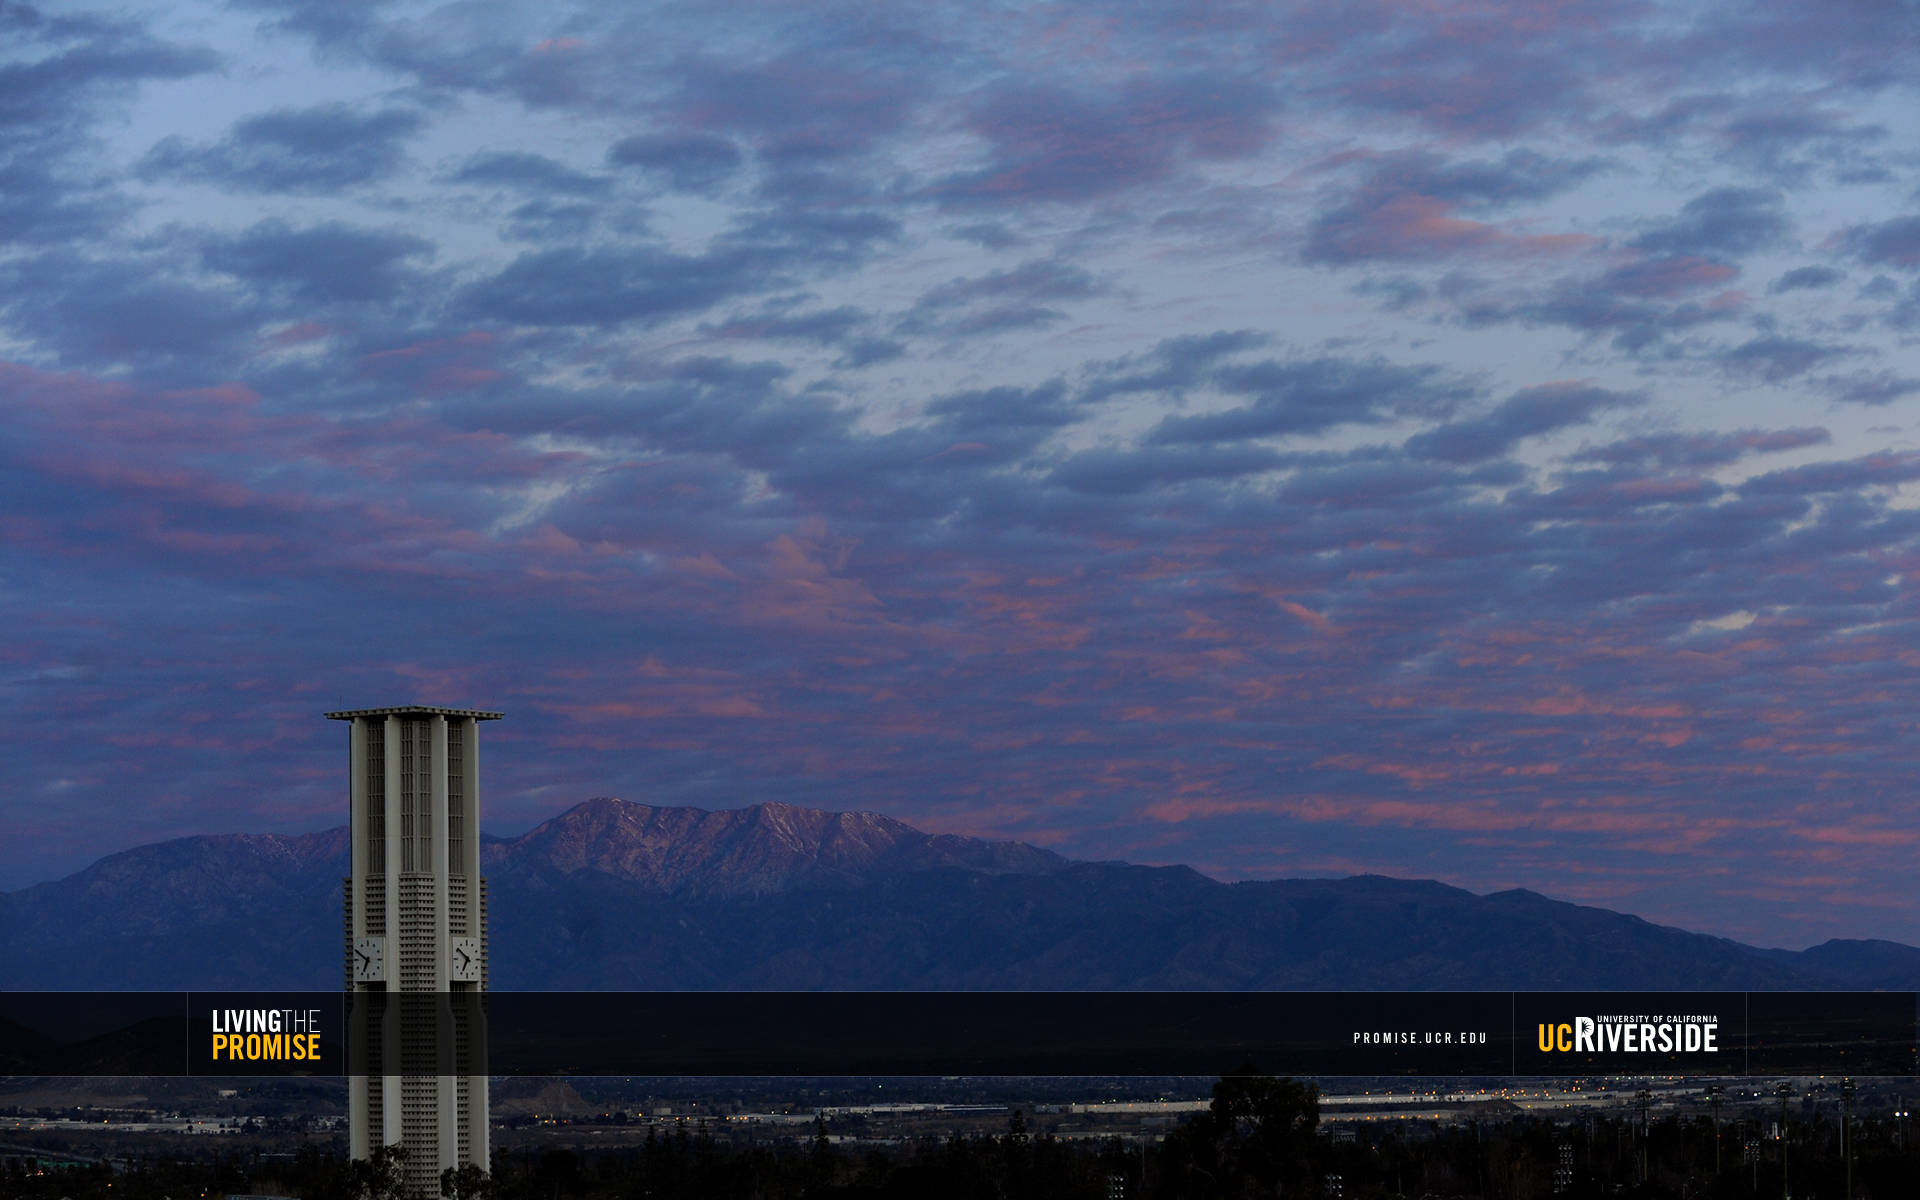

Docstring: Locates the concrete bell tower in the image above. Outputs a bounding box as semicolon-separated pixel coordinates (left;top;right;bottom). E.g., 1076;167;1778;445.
329;705;500;1197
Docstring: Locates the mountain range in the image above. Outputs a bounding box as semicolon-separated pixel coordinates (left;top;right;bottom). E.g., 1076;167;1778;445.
4;797;1917;991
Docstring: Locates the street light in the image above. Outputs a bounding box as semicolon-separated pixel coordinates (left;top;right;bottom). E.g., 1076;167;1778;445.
1706;1084;1724;1175
1636;1088;1652;1184
1775;1082;1794;1200
1840;1078;1855;1200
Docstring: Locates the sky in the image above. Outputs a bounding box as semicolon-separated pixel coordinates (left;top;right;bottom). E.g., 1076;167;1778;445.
3;0;1919;948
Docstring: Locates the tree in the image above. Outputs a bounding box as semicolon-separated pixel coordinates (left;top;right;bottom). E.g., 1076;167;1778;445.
1159;1065;1319;1198
440;1161;491;1199
350;1142;408;1200
809;1112;837;1192
1007;1108;1030;1146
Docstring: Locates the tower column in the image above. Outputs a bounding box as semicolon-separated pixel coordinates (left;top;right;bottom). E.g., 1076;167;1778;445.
460;717;489;1171
347;718;369;1160
431;716;458;1177
381;714;402;1156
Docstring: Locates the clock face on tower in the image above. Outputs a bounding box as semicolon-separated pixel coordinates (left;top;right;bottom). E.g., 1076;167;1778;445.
449;937;482;982
353;937;386;983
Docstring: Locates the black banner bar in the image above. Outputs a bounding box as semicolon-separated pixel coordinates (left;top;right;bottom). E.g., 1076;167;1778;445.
478;992;1511;1076
2;991;1913;1078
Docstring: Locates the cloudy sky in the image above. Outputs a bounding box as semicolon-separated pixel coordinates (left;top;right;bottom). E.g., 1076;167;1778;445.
5;0;1919;947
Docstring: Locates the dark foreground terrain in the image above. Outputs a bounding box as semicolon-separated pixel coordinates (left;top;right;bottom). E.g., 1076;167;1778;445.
5;1072;1915;1199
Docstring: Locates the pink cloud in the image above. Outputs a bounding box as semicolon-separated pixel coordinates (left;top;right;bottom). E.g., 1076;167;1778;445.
1316;193;1596;262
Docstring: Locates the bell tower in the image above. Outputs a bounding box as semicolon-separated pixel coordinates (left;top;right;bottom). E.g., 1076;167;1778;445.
329;704;500;1197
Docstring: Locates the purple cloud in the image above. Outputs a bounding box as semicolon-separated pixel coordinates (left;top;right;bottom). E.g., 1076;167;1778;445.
1406;383;1641;464
1148;356;1472;443
1845;216;1920;270
139;104;425;194
934;76;1280;206
607;133;743;193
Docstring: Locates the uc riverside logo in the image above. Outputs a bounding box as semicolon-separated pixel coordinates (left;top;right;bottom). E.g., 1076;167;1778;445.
1537;1013;1718;1054
210;1007;325;1062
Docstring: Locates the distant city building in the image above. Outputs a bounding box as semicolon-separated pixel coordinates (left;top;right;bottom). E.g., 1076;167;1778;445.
329;705;500;1198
